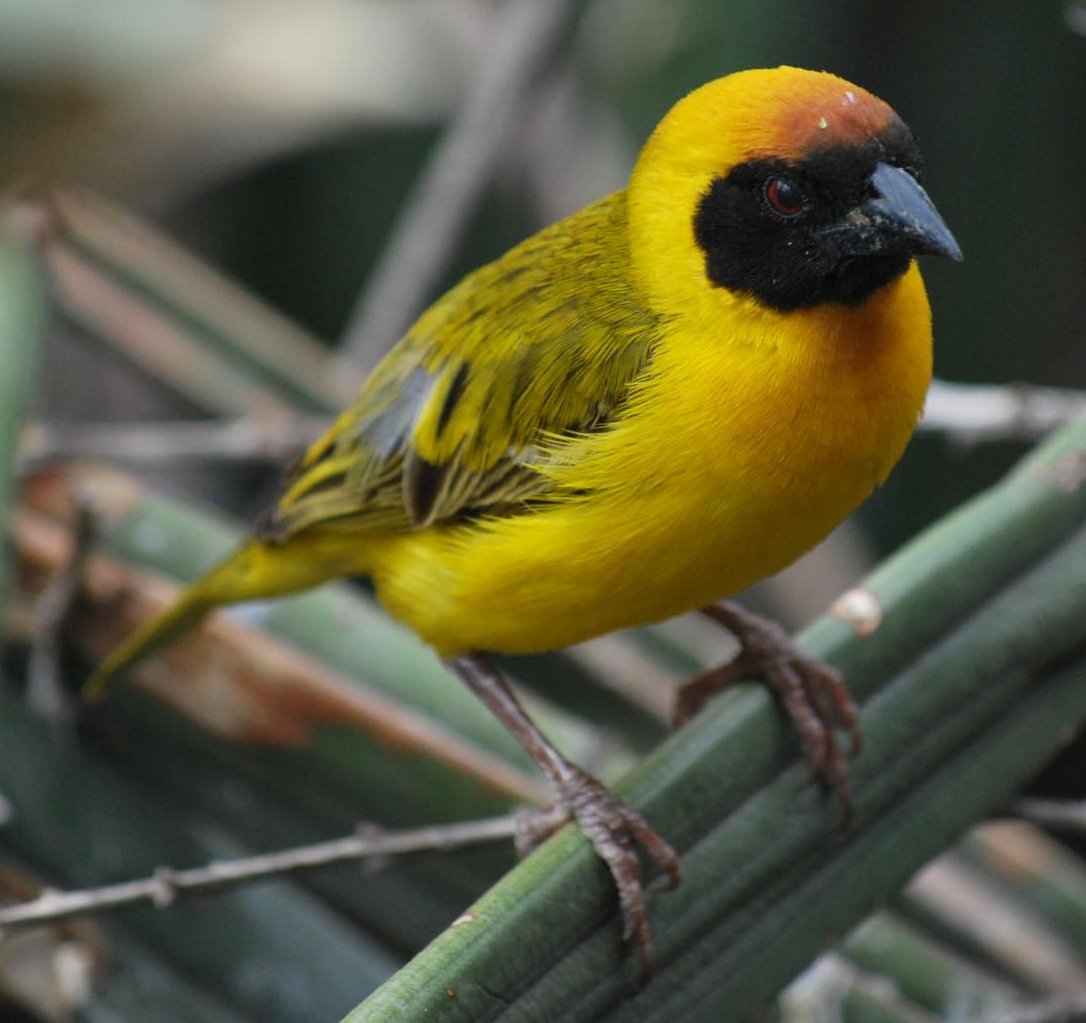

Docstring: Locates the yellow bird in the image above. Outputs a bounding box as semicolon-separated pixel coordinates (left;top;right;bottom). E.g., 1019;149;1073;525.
87;67;960;972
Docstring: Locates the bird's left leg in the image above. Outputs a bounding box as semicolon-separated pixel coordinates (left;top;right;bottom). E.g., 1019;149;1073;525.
448;653;679;977
673;601;860;818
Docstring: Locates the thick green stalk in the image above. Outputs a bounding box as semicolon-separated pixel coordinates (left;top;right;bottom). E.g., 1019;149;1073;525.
841;913;1025;1017
347;416;1086;1022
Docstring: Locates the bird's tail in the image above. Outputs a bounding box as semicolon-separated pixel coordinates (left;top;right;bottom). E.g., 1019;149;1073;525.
84;533;359;700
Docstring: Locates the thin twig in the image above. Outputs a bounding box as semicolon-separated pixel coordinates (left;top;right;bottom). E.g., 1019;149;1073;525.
340;0;578;371
0;814;521;935
18;416;329;469
921;380;1086;445
1010;797;1086;834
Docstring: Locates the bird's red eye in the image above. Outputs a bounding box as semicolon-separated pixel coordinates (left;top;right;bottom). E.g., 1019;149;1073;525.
765;178;805;216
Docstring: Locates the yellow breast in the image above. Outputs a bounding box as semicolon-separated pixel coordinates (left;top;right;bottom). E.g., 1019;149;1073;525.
370;265;932;656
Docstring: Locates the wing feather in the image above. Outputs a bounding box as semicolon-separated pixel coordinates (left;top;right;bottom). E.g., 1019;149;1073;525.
260;191;661;541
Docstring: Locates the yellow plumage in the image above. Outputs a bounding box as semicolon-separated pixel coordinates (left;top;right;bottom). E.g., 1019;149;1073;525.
85;65;961;969
87;65;934;693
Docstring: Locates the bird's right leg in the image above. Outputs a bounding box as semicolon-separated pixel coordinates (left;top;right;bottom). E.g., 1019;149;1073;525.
448;653;680;978
674;601;861;820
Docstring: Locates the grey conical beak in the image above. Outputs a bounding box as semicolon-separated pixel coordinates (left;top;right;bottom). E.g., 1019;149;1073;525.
826;162;963;262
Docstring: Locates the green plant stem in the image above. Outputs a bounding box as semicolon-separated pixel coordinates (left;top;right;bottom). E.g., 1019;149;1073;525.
0;229;46;608
842;913;1026;1017
0;688;399;1022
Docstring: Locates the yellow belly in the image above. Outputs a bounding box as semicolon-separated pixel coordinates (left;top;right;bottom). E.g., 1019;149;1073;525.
369;269;932;656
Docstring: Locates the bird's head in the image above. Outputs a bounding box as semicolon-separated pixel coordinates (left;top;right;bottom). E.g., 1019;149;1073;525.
627;67;960;320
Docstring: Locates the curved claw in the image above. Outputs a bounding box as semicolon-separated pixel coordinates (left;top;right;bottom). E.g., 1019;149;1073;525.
516;767;680;984
671;653;758;727
677;602;862;822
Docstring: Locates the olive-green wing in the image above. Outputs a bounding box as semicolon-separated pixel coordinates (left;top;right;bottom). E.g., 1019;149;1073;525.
260;192;662;541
